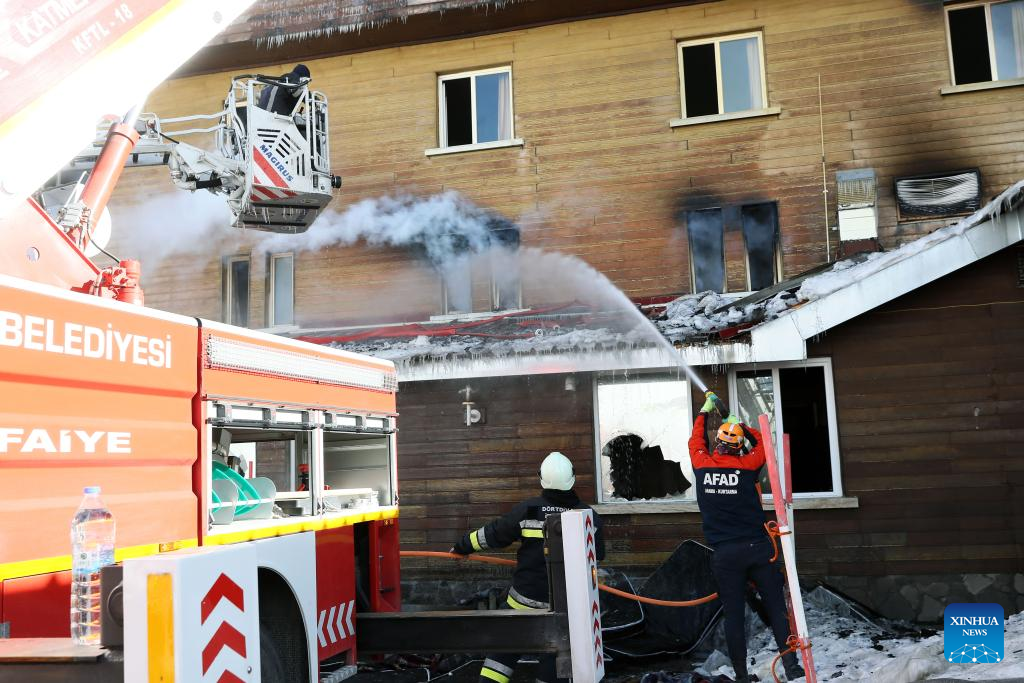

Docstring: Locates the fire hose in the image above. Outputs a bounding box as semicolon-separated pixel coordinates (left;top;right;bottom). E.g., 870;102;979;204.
400;550;717;606
400;527;782;609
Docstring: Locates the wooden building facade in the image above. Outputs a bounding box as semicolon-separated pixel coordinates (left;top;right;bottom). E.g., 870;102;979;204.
103;0;1024;620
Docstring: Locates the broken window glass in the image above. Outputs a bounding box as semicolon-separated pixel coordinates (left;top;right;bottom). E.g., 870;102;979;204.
596;377;694;502
741;202;780;291
687;208;725;293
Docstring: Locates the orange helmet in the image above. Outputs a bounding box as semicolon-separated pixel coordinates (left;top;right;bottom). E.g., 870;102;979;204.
716;422;744;447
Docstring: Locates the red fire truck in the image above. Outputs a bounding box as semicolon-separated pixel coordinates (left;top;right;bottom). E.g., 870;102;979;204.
0;1;400;680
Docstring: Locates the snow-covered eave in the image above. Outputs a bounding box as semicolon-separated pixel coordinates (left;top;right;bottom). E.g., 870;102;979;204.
748;204;1024;360
393;341;758;382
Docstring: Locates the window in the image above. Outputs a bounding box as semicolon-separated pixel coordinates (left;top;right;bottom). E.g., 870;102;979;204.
678;32;767;119
490;226;522;311
686;202;781;293
741;202;781;291
595;376;695;503
729;359;842;498
438;67;514;149
440;256;473;315
946;1;1024;85
267;253;294;327
223;255;250;327
438;224;522;315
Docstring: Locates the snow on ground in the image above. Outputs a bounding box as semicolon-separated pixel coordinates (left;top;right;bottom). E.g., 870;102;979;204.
697;591;1024;683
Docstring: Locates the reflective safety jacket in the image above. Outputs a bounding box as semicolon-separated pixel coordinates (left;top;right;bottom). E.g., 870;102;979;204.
454;489;605;608
688;412;768;547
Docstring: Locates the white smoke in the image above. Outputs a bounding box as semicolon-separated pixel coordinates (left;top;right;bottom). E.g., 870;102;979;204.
255;191;509;264
106;190;235;269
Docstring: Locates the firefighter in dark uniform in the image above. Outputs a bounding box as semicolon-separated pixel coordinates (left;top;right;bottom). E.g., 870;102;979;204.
452;451;605;683
689;394;805;683
258;64;310;115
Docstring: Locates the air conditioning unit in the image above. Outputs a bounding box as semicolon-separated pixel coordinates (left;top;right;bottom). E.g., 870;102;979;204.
836;168;878;241
895;169;981;221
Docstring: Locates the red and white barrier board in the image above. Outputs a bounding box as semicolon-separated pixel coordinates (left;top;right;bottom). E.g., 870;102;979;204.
561;509;605;683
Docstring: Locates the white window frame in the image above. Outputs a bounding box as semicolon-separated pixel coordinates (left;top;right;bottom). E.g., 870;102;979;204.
223;254;250;327
592;372;694;505
944;0;1024;85
728;358;843;499
435;66;520;153
676;31;770;120
267;252;295;328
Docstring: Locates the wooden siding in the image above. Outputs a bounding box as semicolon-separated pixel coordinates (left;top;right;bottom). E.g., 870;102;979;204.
109;0;1024;327
396;247;1024;582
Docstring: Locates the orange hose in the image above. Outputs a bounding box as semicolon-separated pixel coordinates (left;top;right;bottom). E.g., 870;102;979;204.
400;550;719;607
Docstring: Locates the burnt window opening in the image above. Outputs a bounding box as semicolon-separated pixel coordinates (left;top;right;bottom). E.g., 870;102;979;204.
679;32;766;119
741;202;781;291
490;225;522;311
439;67;514;148
596;377;695;503
223;255;250;327
895;170;981;221
603;435;690;500
687;208;725;293
438;221;521;315
440;256;473;315
947;1;1024;86
732;361;841;497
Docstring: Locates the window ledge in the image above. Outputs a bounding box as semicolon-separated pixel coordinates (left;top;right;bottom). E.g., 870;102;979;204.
670;106;781;128
425;138;524;157
940;78;1024;96
593;495;858;515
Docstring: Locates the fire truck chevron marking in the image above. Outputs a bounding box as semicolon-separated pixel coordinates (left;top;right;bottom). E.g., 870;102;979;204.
201;574;245;624
201;621;247;674
217;672;245;683
318;599;355;647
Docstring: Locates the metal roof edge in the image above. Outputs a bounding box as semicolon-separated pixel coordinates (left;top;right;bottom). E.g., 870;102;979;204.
750;205;1024;346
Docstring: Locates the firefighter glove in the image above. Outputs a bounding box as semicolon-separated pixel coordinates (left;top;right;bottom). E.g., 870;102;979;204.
725;413;741;425
700;396;716;413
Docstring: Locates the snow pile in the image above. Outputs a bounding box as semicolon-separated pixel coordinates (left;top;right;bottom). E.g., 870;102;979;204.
698;589;1024;682
796;178;1024;303
656;290;796;342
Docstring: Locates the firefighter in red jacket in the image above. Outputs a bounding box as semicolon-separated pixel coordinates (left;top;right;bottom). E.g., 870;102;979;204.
689;394;804;683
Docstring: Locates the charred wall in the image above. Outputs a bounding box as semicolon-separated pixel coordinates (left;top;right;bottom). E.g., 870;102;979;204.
111;0;1024;328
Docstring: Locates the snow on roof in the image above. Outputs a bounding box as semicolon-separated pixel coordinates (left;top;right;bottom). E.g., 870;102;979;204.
297;179;1024;378
224;0;527;48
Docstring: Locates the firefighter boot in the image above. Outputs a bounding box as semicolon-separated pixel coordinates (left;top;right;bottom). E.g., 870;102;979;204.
782;652;805;680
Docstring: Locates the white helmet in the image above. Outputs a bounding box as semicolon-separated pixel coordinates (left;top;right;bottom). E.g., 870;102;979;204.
540;452;575;490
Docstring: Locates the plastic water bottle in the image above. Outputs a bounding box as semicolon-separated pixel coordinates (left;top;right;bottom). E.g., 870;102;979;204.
70;486;115;645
